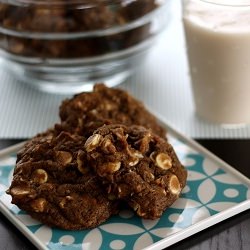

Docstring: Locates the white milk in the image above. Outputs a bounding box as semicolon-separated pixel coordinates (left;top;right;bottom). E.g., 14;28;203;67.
183;0;250;124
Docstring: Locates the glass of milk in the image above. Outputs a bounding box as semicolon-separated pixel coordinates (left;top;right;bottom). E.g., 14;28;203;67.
182;0;250;125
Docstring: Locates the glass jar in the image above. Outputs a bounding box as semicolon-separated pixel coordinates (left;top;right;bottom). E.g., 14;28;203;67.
0;0;171;94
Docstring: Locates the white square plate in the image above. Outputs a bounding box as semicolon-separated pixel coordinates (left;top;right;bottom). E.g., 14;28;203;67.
0;117;250;250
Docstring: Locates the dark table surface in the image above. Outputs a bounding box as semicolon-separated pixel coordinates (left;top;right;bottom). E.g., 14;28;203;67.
0;139;250;250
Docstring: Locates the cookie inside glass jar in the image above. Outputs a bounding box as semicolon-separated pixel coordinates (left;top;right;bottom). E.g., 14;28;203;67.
0;0;160;58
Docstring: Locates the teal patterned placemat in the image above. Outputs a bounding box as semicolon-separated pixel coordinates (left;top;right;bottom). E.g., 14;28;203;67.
0;136;250;250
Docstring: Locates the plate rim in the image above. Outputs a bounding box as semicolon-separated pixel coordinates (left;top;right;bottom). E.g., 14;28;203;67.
144;199;250;250
0;202;47;250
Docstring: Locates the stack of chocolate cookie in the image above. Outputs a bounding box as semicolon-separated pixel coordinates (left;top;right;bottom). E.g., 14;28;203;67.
7;84;187;230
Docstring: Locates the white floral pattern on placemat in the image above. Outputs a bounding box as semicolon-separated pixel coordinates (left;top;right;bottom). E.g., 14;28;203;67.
0;137;249;250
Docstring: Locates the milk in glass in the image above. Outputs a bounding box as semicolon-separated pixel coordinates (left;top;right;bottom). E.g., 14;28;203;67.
183;0;250;124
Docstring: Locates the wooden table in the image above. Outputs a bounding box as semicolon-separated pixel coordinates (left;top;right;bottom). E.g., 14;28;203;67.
0;139;250;250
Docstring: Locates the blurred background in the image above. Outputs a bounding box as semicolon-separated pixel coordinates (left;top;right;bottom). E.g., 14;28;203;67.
0;0;250;139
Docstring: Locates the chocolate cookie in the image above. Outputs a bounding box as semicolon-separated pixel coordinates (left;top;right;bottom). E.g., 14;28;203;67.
7;131;119;230
83;124;187;219
0;0;159;58
57;83;166;139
